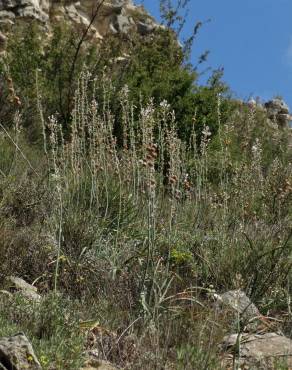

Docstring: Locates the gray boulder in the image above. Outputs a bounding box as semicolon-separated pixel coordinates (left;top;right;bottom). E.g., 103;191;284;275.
0;0;159;42
214;290;261;322
3;276;41;301
0;0;48;22
115;12;134;34
264;98;292;128
0;31;6;52
0;333;42;369
221;332;292;369
265;98;290;114
136;20;156;35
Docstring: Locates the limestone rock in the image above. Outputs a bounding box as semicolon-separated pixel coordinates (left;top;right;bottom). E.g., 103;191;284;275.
3;276;41;301
0;30;6;51
265;98;290;114
0;290;13;299
264;98;292;128
0;10;15;25
0;0;48;23
221;332;292;369
136;19;157;35
0;0;159;44
0;333;42;370
277;112;292;126
214;290;261;322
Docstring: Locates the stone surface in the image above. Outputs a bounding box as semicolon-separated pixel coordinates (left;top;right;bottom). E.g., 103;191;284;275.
214;290;261;322
0;0;48;22
265;98;290;114
0;30;6;52
0;290;13;299
221;332;292;369
245;97;292;128
0;333;42;370
0;0;159;42
264;98;292;128
3;276;41;301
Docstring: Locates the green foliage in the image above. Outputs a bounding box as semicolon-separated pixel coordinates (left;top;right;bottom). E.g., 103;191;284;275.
1;21;97;139
106;29;233;141
177;343;218;370
0;294;84;369
1;17;235;145
170;248;193;266
124;28;199;139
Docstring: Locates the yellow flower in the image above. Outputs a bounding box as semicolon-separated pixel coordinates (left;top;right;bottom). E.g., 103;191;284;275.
59;255;67;262
40;355;49;365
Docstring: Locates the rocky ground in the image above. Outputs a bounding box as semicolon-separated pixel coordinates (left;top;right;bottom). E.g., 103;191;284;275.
0;0;159;51
0;277;291;369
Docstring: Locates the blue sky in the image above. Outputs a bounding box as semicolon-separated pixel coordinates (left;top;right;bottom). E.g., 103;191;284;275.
136;0;292;109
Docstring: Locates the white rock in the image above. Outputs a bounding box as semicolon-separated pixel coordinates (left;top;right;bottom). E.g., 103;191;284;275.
0;333;42;369
0;0;159;48
221;332;292;369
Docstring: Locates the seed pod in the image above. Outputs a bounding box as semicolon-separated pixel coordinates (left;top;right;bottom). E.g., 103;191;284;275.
146;154;154;161
14;96;22;106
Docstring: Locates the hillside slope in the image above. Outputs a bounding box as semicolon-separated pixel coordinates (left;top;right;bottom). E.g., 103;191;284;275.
0;1;291;369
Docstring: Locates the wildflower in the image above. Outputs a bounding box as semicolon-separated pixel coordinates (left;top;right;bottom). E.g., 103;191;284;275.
40;355;49;366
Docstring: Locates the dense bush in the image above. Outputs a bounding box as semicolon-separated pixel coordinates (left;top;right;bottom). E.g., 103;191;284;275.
0;18;235;145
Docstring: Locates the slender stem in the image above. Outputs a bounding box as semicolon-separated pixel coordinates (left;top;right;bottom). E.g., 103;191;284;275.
54;187;63;294
0;122;39;177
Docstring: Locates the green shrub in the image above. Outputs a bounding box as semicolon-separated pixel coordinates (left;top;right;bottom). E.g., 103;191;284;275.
1;19;235;146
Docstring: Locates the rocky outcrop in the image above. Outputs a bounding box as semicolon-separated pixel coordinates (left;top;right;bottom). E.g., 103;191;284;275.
0;0;49;24
221;332;292;369
2;276;41;301
0;0;159;41
264;98;292;128
214;290;261;322
217;290;292;369
247;97;292;128
0;30;6;52
0;333;42;369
